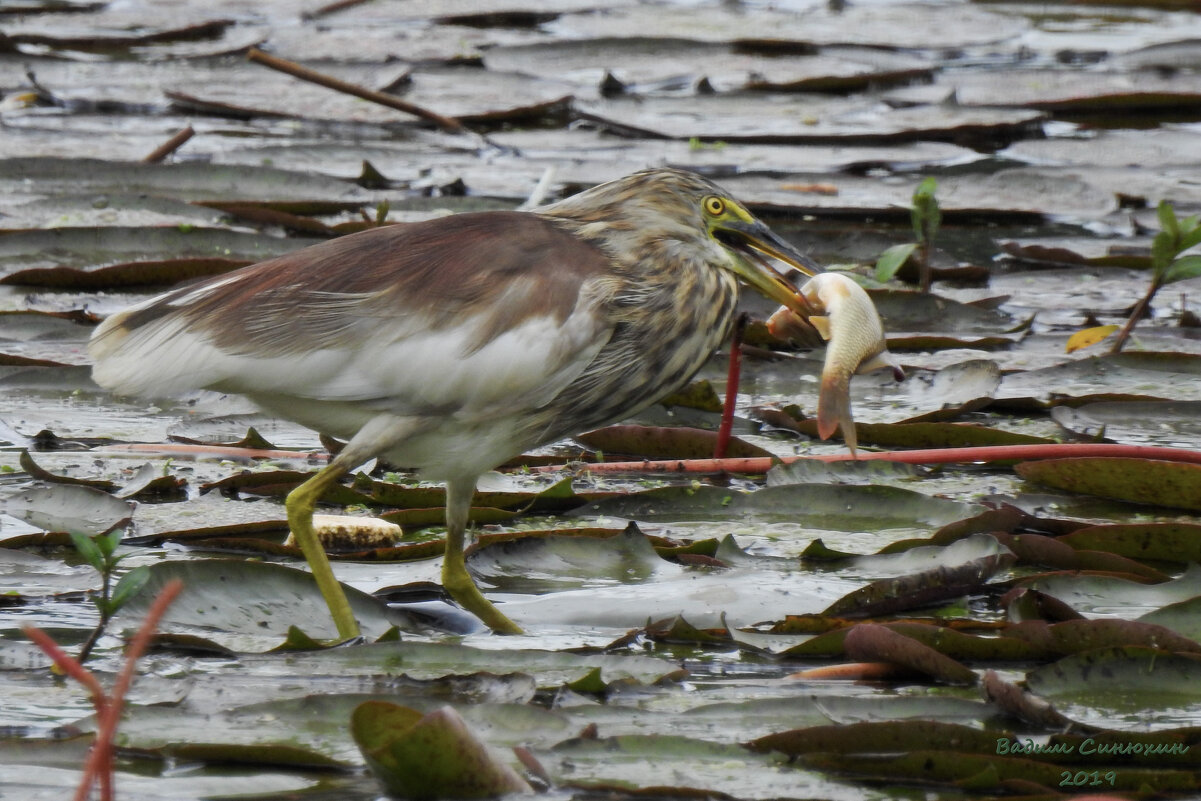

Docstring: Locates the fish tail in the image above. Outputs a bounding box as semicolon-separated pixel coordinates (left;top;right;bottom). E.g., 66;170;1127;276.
817;370;857;456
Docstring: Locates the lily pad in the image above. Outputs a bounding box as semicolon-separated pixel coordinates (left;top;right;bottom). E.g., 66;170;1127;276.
484;38;933;94
1027;646;1201;703
842;623;978;685
1021;564;1201;618
1016;457;1201;512
1060;522;1201;564
0;224;319;285
554;3;1029;49
578;94;1047;151
575;483;975;530
0;483;132;536
1051;401;1201;449
116;559;410;649
576;424;771;459
351;702;531;800
996;352;1201;407
886;69;1201;114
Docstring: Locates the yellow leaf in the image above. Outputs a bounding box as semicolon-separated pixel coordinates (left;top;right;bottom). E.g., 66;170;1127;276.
1065;324;1119;353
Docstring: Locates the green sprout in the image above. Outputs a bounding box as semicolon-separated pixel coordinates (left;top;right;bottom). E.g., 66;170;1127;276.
1109;201;1201;353
70;529;150;664
875;176;942;293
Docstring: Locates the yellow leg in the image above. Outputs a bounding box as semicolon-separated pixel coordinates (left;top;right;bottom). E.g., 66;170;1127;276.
286;464;361;641
442;477;523;635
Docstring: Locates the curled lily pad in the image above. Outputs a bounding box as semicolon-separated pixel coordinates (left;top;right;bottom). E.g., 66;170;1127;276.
980;670;1081;732
822;534;1013;617
351;702;532;800
843;623;977;685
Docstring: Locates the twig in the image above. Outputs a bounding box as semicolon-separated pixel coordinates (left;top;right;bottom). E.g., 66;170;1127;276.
246;47;465;134
538;443;1201;475
142;125;194;163
1110;276;1160;354
303;0;375;20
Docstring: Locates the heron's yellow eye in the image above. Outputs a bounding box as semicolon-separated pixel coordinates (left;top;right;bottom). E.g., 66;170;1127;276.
703;196;726;216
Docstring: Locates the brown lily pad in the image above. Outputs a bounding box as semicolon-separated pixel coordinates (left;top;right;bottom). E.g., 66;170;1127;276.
843;623;978;685
576;425;772;460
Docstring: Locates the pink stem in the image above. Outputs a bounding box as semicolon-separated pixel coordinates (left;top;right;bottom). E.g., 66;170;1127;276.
713;316;747;460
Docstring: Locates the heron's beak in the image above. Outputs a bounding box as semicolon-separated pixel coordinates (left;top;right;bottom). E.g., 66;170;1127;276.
714;219;821;318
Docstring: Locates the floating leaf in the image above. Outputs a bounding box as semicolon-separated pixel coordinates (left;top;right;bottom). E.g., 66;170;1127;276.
576;424;771;459
0;484;133;536
749;720;1001;758
798;748;1192;792
980;670;1080;731
1027;646;1201;702
991;531;1168;580
823;535;1012;617
1140;597;1201;643
351;702;532;800
1016;457;1201;512
1006;619;1201;657
466;522;667;593
1021;564;1201;618
116;559;409;649
843;623;977;685
781;620;1043;661
19;450;115;491
1065;324;1119;353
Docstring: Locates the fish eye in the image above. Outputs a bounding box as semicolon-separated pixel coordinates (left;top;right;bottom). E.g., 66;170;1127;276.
703;196;726;216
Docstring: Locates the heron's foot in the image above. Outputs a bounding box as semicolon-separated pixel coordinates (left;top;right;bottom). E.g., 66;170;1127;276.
442;558;523;635
286;480;362;641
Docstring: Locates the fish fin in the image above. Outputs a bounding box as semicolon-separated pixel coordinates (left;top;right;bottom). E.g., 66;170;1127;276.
856;350;904;381
809;315;831;340
816;370;855;457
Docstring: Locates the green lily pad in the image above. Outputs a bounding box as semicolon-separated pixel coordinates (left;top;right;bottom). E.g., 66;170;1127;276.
351;702;532;800
1060;522;1201;564
1027;646;1201;703
1016;457;1201;512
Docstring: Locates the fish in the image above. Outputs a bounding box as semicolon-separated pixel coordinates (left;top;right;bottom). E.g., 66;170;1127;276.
767;273;903;456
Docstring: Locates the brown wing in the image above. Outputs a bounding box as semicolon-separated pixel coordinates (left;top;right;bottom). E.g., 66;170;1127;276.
89;211;619;411
105;211;614;357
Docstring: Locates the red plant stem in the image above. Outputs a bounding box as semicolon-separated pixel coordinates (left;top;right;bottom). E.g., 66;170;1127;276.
21;626;109;712
713;315;747;460
82;579;183;801
26;580;183;801
537;443;1201;475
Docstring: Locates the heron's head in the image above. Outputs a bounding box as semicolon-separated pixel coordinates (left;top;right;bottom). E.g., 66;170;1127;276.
542;168;819;317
